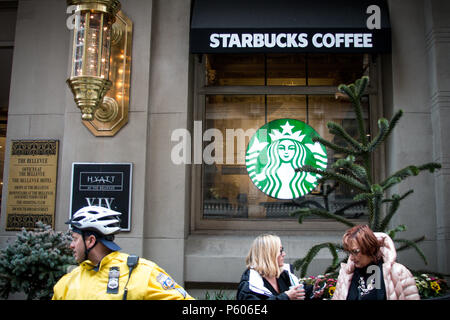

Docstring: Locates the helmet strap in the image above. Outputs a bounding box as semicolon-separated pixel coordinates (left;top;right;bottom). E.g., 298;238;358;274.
81;231;98;262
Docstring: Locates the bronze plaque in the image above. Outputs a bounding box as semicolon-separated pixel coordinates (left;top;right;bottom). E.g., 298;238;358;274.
6;140;59;230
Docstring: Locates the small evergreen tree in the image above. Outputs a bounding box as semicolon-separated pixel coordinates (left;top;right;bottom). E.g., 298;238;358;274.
0;221;75;300
292;76;441;277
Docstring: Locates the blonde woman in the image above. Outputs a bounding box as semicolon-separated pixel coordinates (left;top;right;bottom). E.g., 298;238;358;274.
236;234;310;300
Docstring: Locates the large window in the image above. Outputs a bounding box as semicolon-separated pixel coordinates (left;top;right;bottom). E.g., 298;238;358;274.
192;53;378;231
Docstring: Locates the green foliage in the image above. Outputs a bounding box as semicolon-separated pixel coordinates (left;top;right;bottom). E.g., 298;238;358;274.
203;290;234;300
295;208;355;228
291;76;441;277
294;243;343;278
300;272;448;299
0;222;75;300
413;273;449;299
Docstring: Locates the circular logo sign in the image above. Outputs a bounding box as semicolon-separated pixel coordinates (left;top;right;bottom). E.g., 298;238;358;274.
246;119;327;200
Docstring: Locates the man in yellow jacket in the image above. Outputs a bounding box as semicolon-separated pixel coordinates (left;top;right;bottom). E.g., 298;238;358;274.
52;206;194;300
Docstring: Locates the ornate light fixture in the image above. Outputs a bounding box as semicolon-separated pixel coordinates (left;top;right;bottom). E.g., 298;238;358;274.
67;0;132;136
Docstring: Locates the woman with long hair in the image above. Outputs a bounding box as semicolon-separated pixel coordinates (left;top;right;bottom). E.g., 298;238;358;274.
237;234;315;300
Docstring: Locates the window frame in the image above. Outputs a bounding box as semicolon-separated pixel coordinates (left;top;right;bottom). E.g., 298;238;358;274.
190;53;384;233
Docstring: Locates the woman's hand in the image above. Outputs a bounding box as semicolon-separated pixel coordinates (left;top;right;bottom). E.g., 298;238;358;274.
312;282;326;299
285;284;305;300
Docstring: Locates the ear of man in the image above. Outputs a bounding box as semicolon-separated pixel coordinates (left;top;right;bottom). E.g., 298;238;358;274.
84;234;98;250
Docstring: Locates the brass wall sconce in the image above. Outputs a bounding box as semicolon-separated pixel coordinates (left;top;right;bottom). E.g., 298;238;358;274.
67;0;132;136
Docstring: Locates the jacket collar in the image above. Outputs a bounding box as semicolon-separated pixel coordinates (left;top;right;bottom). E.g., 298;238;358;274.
374;232;396;264
80;251;121;272
248;264;299;296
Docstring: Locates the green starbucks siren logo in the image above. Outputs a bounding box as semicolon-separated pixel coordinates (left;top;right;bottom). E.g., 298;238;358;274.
246;119;327;200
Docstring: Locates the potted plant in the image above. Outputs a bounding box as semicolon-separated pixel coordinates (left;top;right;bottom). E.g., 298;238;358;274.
0;222;75;300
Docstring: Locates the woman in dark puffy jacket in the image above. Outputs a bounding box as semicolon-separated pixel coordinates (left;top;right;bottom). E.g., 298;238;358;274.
236;234;316;300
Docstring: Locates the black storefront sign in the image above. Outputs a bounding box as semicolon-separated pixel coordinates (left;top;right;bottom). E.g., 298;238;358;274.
190;0;391;53
70;163;132;231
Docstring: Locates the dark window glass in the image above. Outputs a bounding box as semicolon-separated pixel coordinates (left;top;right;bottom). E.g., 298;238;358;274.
202;54;370;220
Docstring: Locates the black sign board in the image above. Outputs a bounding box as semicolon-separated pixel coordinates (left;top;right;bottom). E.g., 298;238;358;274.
70;163;132;231
190;0;391;53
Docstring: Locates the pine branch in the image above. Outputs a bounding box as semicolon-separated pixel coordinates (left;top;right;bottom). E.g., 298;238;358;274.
324;243;340;274
339;77;369;146
348;164;370;186
352;184;383;230
372;193;383;232
380;163;442;189
381;177;402;191
387;224;407;239
353;192;373;202
311;136;360;156
333;200;366;216
293;242;341;277
355;76;370;97
367;184;383;231
418;162;442;173
324;183;338;197
380;190;414;231
338;83;357;101
383;109;403;143
366;118;389;152
291;207;356;227
354;76;370;145
326;122;365;152
395;237;427;265
332;156;370;187
367;110;403;153
329;243;340;270
382;190;413;203
367;200;375;227
296;166;368;192
292;258;305;272
355;99;369;146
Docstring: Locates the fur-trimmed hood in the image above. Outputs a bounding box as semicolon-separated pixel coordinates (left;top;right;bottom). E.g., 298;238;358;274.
341;232;397;274
332;232;420;300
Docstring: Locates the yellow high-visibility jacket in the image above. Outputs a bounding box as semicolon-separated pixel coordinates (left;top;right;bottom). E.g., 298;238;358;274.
52;251;194;300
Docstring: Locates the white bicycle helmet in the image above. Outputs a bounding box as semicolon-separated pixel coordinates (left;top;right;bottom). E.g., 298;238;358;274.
66;206;122;236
